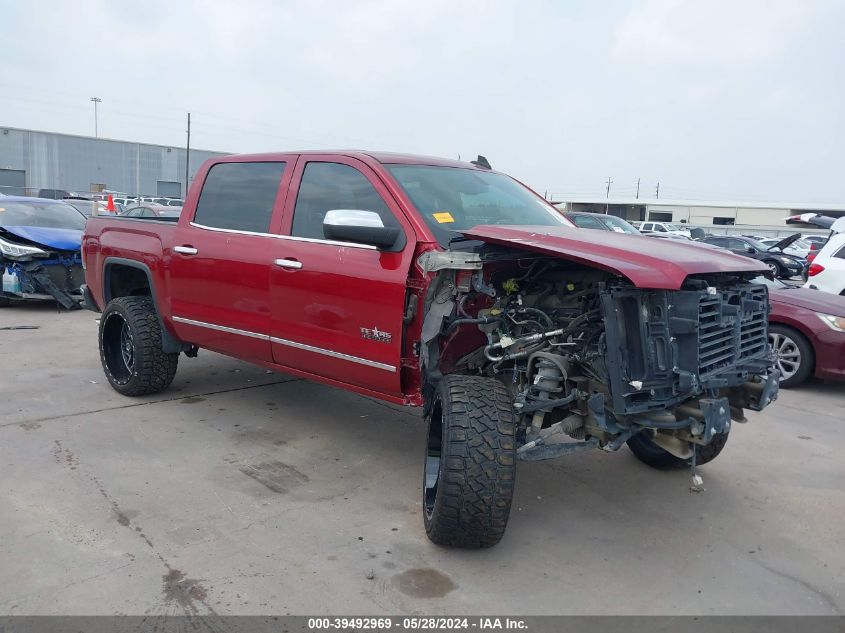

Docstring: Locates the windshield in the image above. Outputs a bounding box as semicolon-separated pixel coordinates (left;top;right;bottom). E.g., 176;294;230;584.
598;215;639;234
745;238;770;252
386;165;568;245
750;275;788;289
65;200;100;217
0;201;87;230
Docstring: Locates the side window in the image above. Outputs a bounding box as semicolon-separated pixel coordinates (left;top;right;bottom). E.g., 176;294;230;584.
655;224;667;232
291;162;398;240
642;223;652;231
727;239;746;250
571;215;603;230
833;244;845;259
194;161;286;233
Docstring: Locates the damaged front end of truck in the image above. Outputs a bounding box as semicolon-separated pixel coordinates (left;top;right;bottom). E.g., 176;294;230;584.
417;226;778;473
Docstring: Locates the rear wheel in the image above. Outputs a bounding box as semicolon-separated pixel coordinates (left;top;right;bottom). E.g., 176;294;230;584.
99;296;178;396
768;324;814;388
423;375;516;548
627;431;729;470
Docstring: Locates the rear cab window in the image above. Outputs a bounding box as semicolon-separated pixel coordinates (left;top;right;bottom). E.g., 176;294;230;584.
194;161;287;233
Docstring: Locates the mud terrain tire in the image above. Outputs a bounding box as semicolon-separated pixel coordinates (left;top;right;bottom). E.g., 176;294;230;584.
99;296;178;396
423;374;516;548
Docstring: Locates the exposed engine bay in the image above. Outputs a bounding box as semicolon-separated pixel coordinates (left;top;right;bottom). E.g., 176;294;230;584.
1;233;83;309
419;244;779;462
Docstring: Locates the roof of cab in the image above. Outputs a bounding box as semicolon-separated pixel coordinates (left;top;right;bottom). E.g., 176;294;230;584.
213;150;480;170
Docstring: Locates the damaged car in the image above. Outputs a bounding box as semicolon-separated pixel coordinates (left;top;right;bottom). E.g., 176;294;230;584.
82;152;780;547
0;197;85;309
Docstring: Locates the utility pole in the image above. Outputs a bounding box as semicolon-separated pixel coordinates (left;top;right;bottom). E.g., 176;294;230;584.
636;177;640;199
185;113;191;198
655;182;660;199
90;97;102;138
604;177;612;213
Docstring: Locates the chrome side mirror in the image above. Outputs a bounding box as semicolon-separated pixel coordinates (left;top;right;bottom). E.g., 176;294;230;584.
323;209;403;250
324;209;385;228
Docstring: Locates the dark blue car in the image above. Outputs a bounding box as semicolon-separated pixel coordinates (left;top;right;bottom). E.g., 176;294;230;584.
0;197;86;308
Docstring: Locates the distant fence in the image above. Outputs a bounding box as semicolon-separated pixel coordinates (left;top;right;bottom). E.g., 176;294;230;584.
0;184;156;199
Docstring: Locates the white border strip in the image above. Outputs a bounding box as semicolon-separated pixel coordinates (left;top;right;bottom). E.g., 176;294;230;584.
172;315;395;372
270;336;396;372
172;316;268;340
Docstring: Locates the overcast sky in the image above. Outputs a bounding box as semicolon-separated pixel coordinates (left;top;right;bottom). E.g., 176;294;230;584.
2;0;843;202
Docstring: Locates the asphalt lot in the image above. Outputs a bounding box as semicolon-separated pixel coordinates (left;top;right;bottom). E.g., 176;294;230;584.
0;304;843;616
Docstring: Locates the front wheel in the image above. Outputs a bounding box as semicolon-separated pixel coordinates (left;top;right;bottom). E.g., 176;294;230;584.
768;324;814;388
423;375;516;548
627;430;729;470
99;296;179;396
764;260;783;278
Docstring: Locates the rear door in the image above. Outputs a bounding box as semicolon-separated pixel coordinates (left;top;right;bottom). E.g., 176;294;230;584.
268;157;416;397
169;159;293;362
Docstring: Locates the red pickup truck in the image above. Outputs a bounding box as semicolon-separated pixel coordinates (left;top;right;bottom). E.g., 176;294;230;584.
82;151;778;548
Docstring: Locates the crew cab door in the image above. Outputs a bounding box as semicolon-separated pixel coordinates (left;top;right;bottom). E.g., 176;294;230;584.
269;157;416;397
169;159;292;362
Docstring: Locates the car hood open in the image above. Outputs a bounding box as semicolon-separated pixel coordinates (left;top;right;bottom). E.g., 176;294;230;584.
766;233;802;252
0;225;83;251
461;225;769;290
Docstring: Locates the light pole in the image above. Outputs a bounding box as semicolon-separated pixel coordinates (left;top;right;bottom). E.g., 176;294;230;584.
90;97;102;137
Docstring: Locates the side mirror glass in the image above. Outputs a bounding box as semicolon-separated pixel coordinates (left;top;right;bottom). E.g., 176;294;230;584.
323;209;402;250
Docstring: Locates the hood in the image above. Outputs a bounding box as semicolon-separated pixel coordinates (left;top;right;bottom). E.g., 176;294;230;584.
461;225;769;290
785;213;835;229
770;286;845;316
767;233;802;252
0;225;82;251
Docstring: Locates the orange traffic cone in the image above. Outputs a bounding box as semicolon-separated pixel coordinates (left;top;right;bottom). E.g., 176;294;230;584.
106;194;116;213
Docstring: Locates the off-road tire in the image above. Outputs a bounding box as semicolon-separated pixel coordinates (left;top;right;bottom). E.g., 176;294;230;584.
99;296;178;396
423;374;516;548
627;430;729;470
769;324;814;388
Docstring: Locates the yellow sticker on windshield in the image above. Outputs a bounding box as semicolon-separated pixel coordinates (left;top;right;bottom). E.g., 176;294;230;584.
432;212;455;223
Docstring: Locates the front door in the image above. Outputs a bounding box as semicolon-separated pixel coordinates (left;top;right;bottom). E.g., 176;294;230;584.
169;159;292;362
269;157;416;397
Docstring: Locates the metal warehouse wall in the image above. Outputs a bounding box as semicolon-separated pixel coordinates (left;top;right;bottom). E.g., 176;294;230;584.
0;127;227;197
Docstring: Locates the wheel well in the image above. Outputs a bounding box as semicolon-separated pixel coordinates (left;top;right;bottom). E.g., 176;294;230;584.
106;264;151;301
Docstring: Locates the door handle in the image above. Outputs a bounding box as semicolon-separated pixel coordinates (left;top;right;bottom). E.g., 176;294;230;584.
174;246;198;255
274;258;303;270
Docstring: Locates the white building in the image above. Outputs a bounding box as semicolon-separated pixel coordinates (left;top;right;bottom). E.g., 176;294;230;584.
554;197;845;227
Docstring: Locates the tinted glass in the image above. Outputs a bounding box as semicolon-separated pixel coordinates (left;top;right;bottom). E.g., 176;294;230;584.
0;201;86;230
597;215;639;234
292;162;397;240
386;165;566;247
194;162;285;232
571;215;603;230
